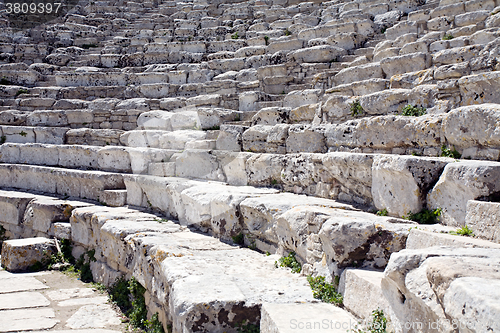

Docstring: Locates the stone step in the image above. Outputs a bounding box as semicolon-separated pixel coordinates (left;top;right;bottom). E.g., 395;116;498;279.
339;269;400;330
0;164;125;201
0;143;177;174
1;237;56;272
123;173;451;277
260;303;357;333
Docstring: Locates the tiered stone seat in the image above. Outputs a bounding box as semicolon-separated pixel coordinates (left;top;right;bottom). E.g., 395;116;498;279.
1;0;500;331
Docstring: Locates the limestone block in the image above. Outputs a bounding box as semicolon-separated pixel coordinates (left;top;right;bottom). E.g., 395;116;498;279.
289;45;346;63
260;303;356;333
333;62;383;86
24;198;90;234
459;71;500;105
34;127;69;145
100;190;127;207
283;89;321;109
159;130;207;150
53;222;71;240
454;10;489;27
339;269;399;329
97;147;132;173
1;126;35;144
372;155;451;217
120;130;165;148
430;3;465;18
326;32;363;50
432;45;483;66
466;200;500;243
18;143;58;166
374;10;402;28
382;247;500;333
399;41;428;55
325;114;444;151
373;47;400;62
58;145;99;169
241;193;357;247
389;68;434;89
358;89;410;115
486;12;500;28
443;104;500;149
174;149;224;181
406;228;500;250
427;16;453;31
434;62;470;80
137;110;199;131
216;125;246;152
380;52;431;78
242;125;273;153
1;237;55;272
0;190;36;226
385;22;417;40
286;125;326;153
428;161;500;226
245;153;286;186
251;107;290;126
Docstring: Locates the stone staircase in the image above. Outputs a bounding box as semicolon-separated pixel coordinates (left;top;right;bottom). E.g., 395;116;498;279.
1;0;500;332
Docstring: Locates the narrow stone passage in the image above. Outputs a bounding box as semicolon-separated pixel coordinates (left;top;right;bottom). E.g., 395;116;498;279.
0;264;127;333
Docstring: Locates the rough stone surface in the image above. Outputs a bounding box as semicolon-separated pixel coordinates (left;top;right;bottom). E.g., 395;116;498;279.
1;238;56;272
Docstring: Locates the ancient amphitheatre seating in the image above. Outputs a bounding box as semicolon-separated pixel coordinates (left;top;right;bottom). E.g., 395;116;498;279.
1;0;500;332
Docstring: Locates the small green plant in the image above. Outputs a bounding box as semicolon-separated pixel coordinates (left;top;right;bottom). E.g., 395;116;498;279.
442;34;454;40
264;35;269;45
349;100;364;117
275;251;301;273
284;28;291;36
411;151;422;156
232;232;245;245
15;88;28;96
0;136;6;145
109;277;164;332
271;179;278;185
351;308;388;333
403;208;442;224
450;225;474;237
155;218;169;223
236;320;260;333
401;104;426;117
231;32;239;39
381;27;387;34
376;209;388;216
19;131;27;137
441;145;461;159
265;251;271;256
307;275;343;305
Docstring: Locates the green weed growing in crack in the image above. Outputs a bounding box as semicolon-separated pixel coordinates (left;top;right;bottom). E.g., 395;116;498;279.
400;104;426;117
349;100;364;117
109;277;165;333
351;308;388;333
450;225;474;237
275;251;301;273
307;275;343;306
376;209;388;216
441;145;461;159
236;319;259;333
232;232;245;245
403;208;442;224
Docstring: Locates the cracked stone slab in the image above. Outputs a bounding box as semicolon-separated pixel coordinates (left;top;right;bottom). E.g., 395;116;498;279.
0;275;48;294
45;288;96;301
58;296;109;307
0;308;57;332
0;291;50;310
66;304;122;329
